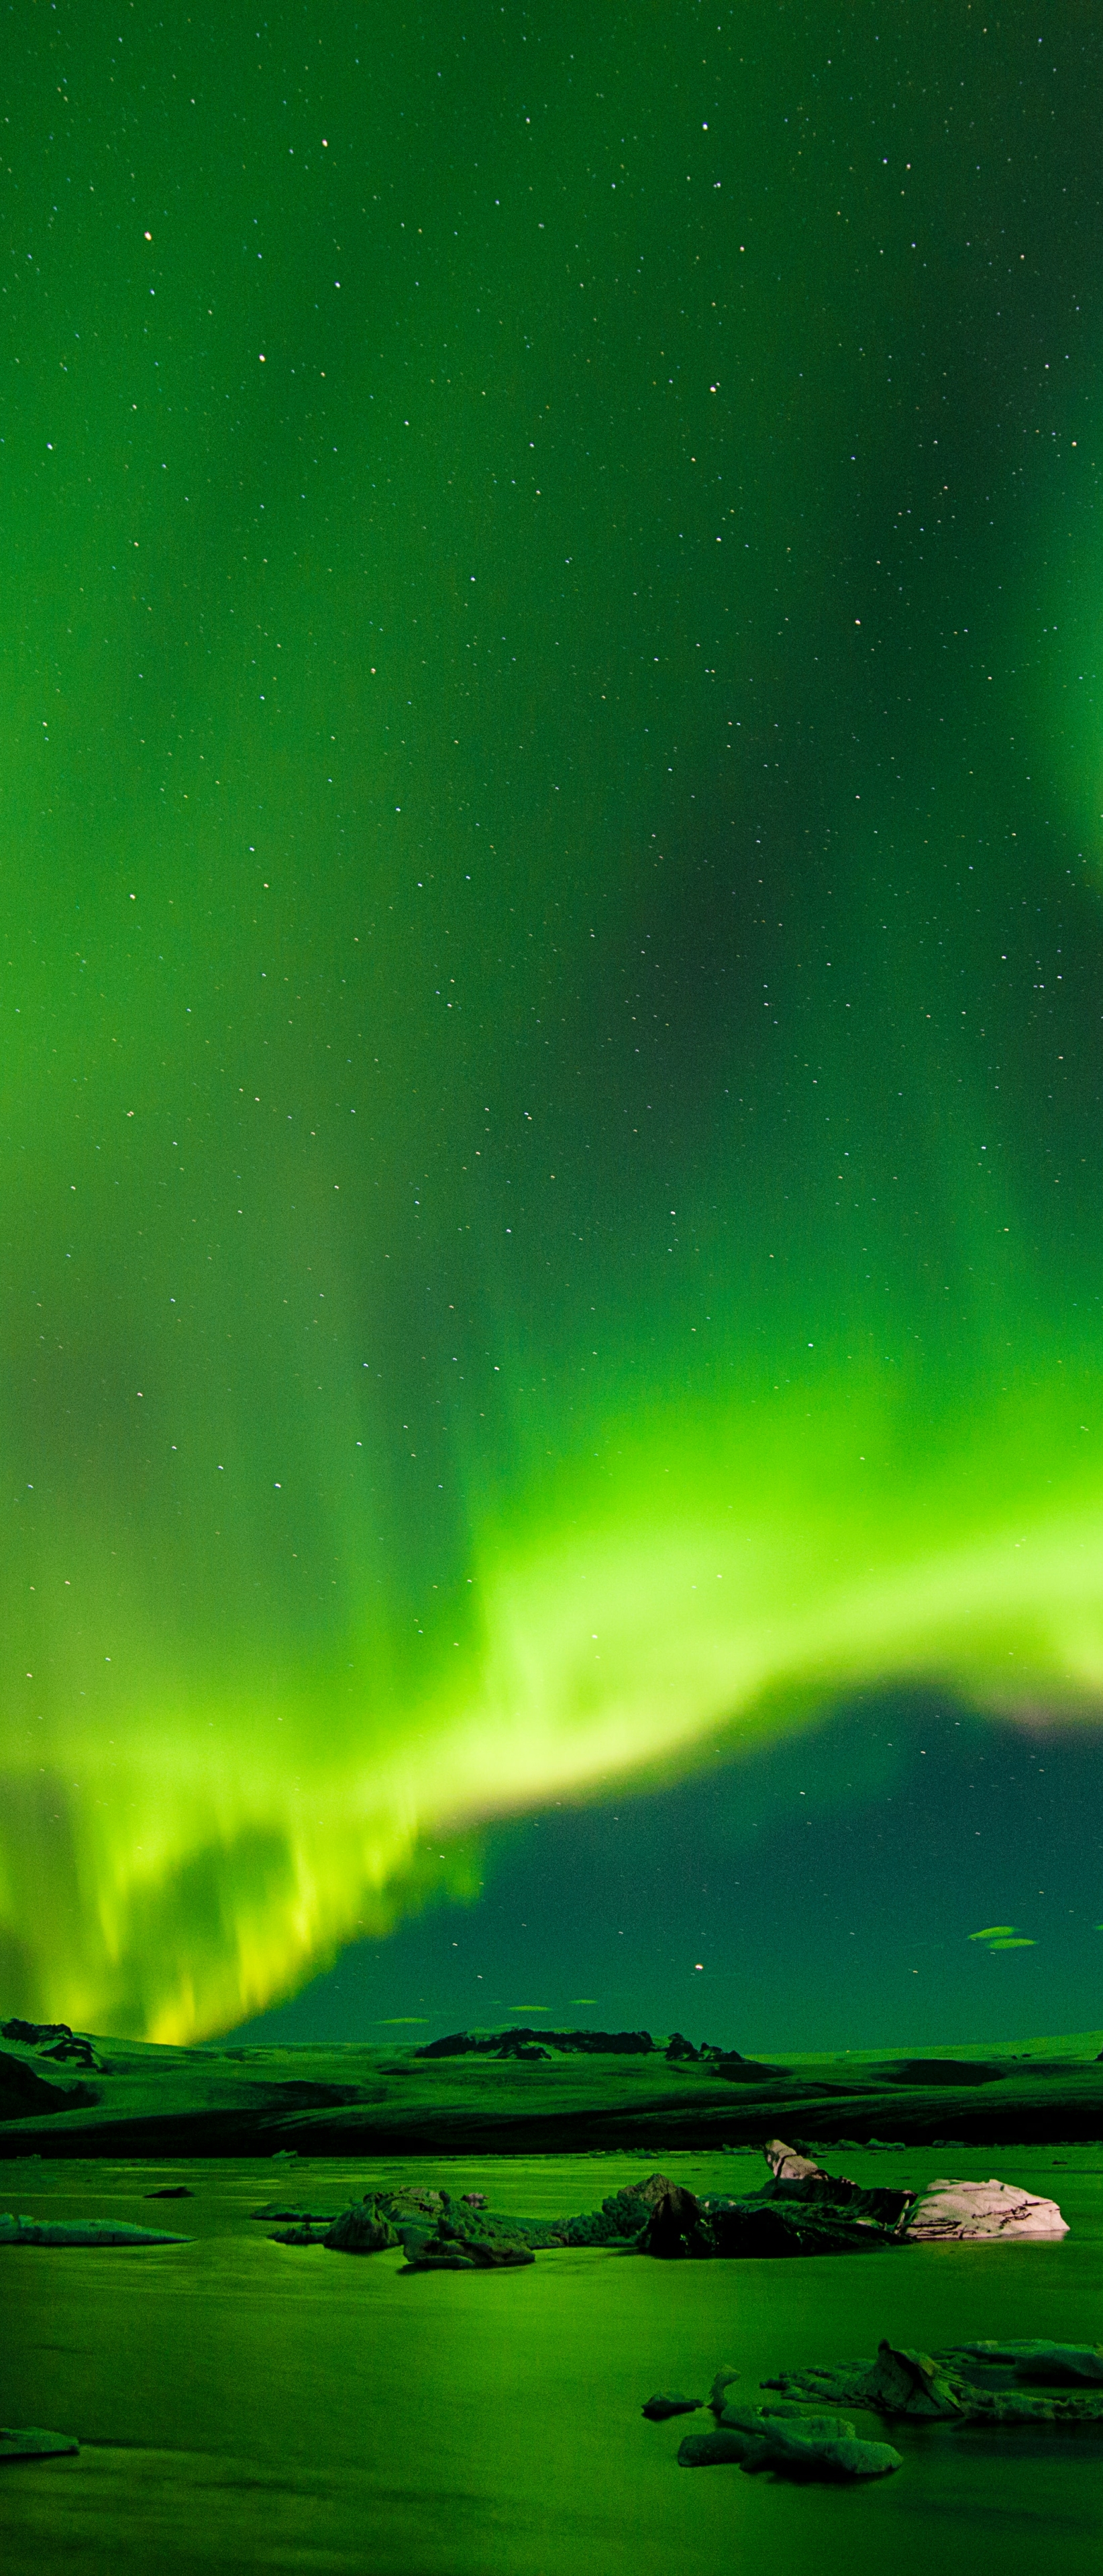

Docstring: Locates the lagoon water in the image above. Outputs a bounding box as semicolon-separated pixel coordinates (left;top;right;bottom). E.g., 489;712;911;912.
3;2145;1102;2575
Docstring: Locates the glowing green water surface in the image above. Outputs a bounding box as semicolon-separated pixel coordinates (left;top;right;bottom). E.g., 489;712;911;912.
2;2147;1101;2574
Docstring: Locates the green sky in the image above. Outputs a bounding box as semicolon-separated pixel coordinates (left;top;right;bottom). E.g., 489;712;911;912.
4;4;1103;2041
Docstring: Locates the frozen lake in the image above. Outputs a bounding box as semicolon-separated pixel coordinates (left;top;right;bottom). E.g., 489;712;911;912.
3;2143;1102;2575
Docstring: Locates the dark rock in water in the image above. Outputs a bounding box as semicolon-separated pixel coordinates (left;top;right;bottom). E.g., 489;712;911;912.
719;2399;856;2440
747;2429;902;2482
756;2141;1061;2244
678;2416;902;2480
553;2171;675;2248
417;2204;539;2265
708;2367;740;2414
762;2138;914;2228
271;2222;329;2245
350;2148;914;2269
641;2186;715;2260
764;2139;823;2184
765;2342;965;2420
766;2338;1103;2426
708;2198;892;2258
664;2033;700;2063
146;2186;194;2200
242;2141;1077;2283
868;2345;974;2418
323;2201;400;2254
623;2140;914;2259
0;2425;80;2462
464;2242;535;2269
403;2236;534;2271
641;2393;702;2420
307;2184;549;2271
678;2428;753;2467
495;2037;548;2061
235;2144;1079;2289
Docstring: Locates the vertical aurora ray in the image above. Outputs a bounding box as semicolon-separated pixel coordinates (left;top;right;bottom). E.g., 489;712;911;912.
3;6;1103;2039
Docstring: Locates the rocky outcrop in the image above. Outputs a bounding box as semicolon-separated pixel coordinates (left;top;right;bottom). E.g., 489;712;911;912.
412;2031;491;2059
731;2141;1064;2248
303;2185;545;2267
955;2340;1103;2387
639;2184;716;2259
323;2202;400;2254
1;2021;103;2070
415;2027;657;2060
399;2197;539;2268
2;2019;76;2048
0;2049;99;2123
550;2171;677;2247
765;2339;1103;2425
245;2147;1072;2273
677;2415;902;2480
717;2400;855;2439
764;2139;823;2184
711;2198;894;2257
855;2344;968;2418
634;2141;1066;2259
761;2139;914;2226
637;2151;908;2259
641;2394;702;2420
401;2226;535;2271
380;2185;446;2218
648;2330;1103;2489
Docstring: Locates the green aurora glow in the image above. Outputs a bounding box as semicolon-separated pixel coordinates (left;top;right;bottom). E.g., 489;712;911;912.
4;7;1103;2039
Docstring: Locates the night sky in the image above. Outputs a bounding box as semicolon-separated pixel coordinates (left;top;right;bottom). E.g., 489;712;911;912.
5;6;1103;2050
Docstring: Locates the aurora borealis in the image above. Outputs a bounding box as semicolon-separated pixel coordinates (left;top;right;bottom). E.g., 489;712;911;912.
5;5;1103;2045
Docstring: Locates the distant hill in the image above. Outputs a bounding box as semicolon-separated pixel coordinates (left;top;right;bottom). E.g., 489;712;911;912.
1;2019;1102;2157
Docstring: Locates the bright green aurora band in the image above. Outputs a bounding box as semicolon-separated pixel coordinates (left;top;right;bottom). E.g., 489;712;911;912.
3;7;1103;2041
